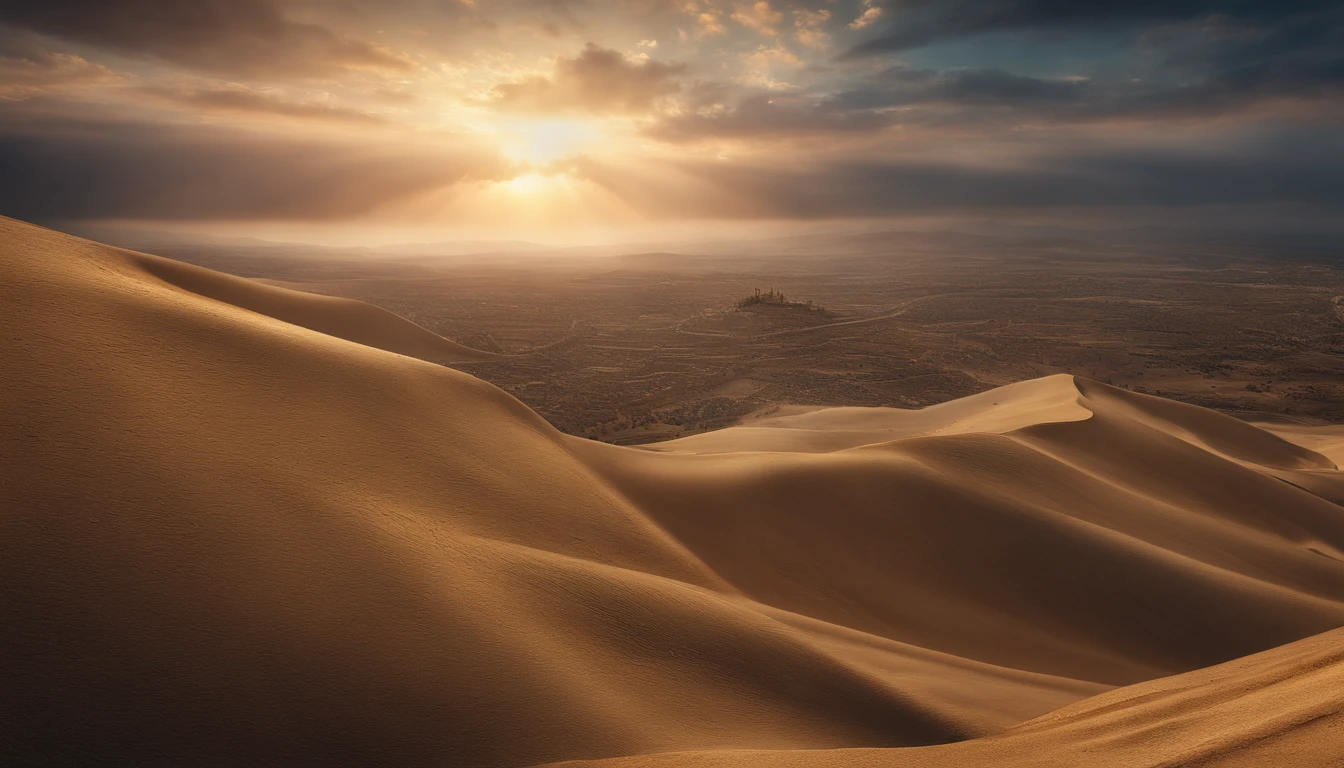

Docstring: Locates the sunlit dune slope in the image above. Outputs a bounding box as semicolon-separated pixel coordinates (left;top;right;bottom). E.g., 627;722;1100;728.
648;376;1093;453
123;227;494;364
544;624;1344;768
3;216;1344;767
1266;421;1344;467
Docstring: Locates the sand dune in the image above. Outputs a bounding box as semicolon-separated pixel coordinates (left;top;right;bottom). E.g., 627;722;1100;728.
649;375;1093;453
3;215;1343;767
126;231;494;364
575;379;1344;689
544;625;1344;768
1265;421;1344;467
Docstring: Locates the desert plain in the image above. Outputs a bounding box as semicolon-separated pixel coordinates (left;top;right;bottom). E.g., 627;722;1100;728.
150;226;1344;442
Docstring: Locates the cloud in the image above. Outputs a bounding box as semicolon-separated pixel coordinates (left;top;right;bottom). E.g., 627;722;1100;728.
0;32;117;101
643;67;1085;144
0;117;507;221
847;0;882;30
0;0;412;76
574;129;1344;219
793;9;831;49
831;66;1087;111
648;45;1344;146
487;43;687;115
0;0;1339;230
648;90;893;142
868;50;1344;125
680;0;727;36
1092;61;1344;121
833;5;1344;123
138;84;388;124
741;40;803;72
845;0;1336;56
731;1;784;36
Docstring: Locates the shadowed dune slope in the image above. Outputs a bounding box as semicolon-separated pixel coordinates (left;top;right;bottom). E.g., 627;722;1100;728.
544;625;1344;768
3;216;1344;767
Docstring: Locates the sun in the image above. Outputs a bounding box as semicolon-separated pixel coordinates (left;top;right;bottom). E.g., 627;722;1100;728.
497;118;598;165
503;172;553;195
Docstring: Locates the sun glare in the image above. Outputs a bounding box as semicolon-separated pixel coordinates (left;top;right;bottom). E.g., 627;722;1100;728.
504;172;553;195
498;119;597;165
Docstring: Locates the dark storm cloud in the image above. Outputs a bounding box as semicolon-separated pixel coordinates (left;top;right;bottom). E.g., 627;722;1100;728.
0;0;410;76
487;44;687;115
845;0;1338;56
0;119;507;221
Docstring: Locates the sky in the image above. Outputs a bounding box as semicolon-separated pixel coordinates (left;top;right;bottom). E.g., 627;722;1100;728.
0;0;1341;244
